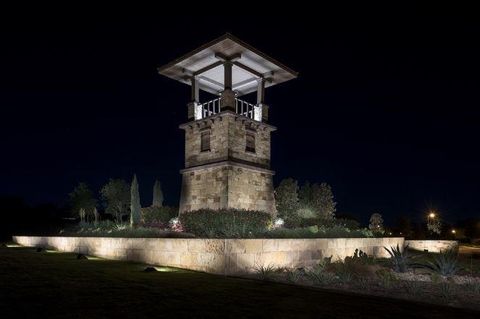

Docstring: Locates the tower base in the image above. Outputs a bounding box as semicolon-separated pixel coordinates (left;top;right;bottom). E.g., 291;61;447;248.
179;161;276;215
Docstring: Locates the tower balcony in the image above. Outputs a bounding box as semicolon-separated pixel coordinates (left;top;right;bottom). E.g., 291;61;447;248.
195;98;262;121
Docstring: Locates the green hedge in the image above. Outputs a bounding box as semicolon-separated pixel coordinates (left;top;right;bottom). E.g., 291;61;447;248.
180;209;272;238
265;225;374;239
141;206;178;227
297;217;360;230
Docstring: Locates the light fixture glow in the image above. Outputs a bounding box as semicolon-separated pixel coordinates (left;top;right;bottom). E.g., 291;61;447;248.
46;250;62;253
153;266;177;272
86;256;106;261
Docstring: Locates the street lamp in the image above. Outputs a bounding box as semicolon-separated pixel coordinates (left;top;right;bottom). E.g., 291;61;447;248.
451;229;456;234
429;212;436;219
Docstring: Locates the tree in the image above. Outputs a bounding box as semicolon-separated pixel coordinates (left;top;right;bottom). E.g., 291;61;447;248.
275;178;299;222
311;183;336;220
68;182;97;222
130;174;141;227
298;181;313;209
79;208;86;223
299;182;336;220
369;213;384;234
297;181;316;218
100;179;130;223
152;180;164;207
427;217;442;236
93;207;100;225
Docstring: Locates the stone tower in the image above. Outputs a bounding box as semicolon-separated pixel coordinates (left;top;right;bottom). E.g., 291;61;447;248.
158;34;297;215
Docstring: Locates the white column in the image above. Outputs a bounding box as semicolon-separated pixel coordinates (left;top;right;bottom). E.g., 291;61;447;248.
256;78;265;105
254;78;265;122
191;76;199;103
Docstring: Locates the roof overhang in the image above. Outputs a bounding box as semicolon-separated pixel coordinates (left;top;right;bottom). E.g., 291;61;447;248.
158;33;298;97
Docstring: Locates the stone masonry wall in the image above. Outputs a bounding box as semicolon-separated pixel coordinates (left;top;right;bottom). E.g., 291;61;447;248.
179;165;228;213
179;163;276;215
227;166;276;214
405;240;458;253
179;111;276;215
13;236;405;275
182;113;274;169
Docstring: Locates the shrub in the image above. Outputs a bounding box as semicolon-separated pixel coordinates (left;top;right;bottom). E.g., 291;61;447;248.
180;209;272;238
334;218;360;230
375;269;397;288
265;225;374;239
256;265;279;280
318;256;333;271
304;266;336;285
424;249;460;276
369;213;385;235
67;221;193;238
298;217;360;230
465;280;480;294
286;269;302;283
439;282;456;302
275;178;300;222
169;217;184;232
331;250;373;282
404;281;422;297
141;206;178;227
334;262;355;283
345;249;376;265
384;244;410;273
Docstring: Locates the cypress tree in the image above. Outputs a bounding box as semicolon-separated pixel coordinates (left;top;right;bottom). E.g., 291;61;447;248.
130;174;141;227
152;180;164;207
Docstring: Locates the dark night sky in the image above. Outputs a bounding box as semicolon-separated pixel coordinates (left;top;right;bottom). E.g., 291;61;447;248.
1;8;479;225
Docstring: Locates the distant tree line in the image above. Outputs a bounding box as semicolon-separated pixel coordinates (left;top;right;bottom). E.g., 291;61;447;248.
68;176;172;227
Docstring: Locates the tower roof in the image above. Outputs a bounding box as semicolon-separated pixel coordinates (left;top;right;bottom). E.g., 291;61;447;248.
158;33;298;97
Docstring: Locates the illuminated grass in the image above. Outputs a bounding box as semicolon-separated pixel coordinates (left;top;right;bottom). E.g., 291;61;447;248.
0;244;478;318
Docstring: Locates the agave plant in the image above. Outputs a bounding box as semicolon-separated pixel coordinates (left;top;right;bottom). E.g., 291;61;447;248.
286;269;302;283
425;249;461;276
384;244;410;273
255;264;277;280
304;268;336;285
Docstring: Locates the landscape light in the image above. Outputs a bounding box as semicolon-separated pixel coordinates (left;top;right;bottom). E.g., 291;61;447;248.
428;212;436;219
86;256;105;261
154;266;177;272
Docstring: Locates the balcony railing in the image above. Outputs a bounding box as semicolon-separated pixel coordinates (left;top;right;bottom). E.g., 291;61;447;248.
201;98;221;118
235;98;255;119
198;98;257;120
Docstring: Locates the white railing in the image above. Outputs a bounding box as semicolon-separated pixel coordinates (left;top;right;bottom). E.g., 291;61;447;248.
201;98;221;118
235;98;255;119
197;97;258;120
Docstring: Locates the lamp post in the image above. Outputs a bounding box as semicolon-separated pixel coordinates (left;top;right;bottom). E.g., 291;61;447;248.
451;229;456;239
427;211;439;238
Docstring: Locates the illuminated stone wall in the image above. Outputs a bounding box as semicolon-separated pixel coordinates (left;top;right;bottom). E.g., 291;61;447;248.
179;112;276;215
405;240;458;253
13;236;404;275
178;163;275;214
181;112;274;169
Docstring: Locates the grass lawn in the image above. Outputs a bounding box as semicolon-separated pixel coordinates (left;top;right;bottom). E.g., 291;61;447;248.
1;244;479;319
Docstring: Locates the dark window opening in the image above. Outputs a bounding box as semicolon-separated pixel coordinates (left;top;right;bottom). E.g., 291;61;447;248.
201;131;210;152
246;132;255;153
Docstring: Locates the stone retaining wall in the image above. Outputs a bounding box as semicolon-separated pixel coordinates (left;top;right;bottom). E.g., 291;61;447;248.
405;240;458;253
13;236;404;275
